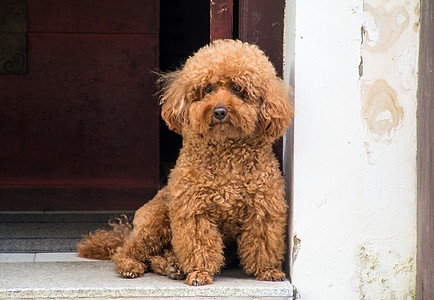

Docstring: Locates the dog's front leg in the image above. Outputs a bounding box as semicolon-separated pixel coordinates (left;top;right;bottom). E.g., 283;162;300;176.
237;199;287;282
170;213;224;286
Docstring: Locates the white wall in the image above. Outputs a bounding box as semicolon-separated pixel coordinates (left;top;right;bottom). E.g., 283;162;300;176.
285;0;419;299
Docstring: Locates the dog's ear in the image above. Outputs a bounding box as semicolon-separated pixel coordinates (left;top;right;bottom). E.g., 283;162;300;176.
159;70;186;134
258;78;294;141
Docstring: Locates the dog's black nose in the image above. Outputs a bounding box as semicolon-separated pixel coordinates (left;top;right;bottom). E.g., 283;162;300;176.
213;106;228;120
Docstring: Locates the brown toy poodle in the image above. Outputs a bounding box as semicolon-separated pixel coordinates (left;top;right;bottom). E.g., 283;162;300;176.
77;39;294;286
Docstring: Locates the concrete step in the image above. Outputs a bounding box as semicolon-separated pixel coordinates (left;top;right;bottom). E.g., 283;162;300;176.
0;258;294;299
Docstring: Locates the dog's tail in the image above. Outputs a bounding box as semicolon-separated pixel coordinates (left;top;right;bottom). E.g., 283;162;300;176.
77;214;132;260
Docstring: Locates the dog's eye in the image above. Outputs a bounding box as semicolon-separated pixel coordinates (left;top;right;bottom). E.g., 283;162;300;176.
231;84;242;94
204;86;213;94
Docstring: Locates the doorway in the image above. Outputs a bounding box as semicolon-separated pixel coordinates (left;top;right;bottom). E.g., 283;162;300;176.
0;0;288;255
0;0;210;253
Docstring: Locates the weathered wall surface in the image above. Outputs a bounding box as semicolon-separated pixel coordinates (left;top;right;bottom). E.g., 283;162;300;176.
286;0;419;298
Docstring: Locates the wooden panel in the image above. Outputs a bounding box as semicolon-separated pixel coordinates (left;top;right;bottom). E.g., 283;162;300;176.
417;1;434;299
237;0;289;278
27;0;159;33
237;0;286;161
238;0;285;76
0;187;157;210
0;34;159;187
238;0;285;163
0;0;27;75
238;0;286;177
210;0;233;41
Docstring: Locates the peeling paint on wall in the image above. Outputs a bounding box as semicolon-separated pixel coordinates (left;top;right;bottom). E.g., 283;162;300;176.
362;4;409;52
291;0;418;298
360;1;418;164
412;2;420;32
358;244;382;298
361;79;403;140
292;235;301;263
361;79;405;164
358;243;416;300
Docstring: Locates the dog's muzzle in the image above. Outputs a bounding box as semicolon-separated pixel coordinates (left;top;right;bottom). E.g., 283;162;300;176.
213;105;228;120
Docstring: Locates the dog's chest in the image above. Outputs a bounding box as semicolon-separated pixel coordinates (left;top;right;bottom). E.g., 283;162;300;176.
170;139;280;223
186;145;274;214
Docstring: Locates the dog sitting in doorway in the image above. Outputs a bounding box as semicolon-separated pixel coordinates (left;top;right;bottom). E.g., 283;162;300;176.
77;39;294;286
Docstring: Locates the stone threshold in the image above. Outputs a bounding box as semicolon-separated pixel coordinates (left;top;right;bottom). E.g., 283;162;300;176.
0;258;295;299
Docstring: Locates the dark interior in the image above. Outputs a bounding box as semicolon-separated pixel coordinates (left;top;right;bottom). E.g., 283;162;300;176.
0;0;211;253
159;0;210;185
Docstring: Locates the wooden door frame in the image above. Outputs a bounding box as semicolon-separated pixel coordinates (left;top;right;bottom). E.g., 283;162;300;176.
210;0;285;76
417;0;434;299
210;0;291;280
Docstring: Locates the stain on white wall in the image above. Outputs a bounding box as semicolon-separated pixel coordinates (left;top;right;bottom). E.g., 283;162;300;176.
361;0;419;165
287;0;419;299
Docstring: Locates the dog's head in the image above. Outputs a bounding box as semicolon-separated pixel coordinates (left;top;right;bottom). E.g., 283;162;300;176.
159;39;294;142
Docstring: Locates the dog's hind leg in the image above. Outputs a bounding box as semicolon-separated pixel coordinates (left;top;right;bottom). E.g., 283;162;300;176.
112;188;172;278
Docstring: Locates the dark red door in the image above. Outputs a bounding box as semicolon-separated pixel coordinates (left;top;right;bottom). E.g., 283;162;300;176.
0;0;160;210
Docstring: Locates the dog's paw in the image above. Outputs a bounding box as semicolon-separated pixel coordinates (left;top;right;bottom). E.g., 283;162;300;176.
114;257;147;279
185;271;213;286
119;269;142;278
118;262;147;278
255;269;286;282
166;262;185;280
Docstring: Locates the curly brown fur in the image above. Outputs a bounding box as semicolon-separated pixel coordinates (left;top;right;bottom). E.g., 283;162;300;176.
77;214;132;260
77;39;294;285
150;250;185;280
